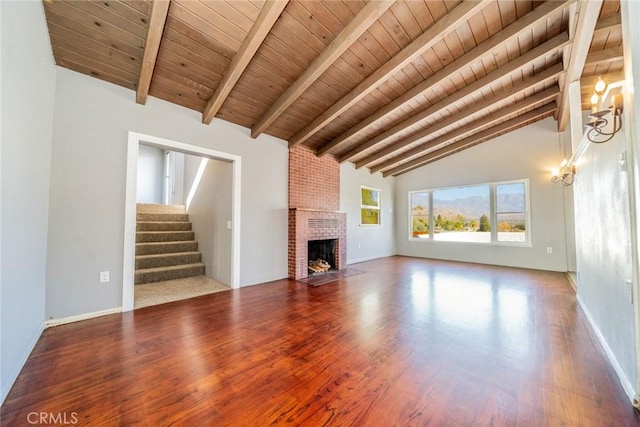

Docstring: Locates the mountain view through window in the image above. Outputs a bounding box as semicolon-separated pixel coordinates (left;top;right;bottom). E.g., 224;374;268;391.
410;181;527;244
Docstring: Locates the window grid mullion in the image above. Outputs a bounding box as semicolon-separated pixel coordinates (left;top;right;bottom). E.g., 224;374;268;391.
429;191;434;240
490;184;497;243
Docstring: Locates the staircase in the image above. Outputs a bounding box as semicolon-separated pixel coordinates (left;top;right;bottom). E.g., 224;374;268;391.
135;204;205;285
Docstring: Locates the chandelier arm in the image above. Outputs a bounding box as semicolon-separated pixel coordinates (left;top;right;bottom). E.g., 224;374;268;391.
587;127;616;144
613;114;623;133
597;117;609;128
592;125;618;136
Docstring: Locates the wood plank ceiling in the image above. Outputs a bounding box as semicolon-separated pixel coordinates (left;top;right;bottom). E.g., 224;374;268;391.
42;0;624;176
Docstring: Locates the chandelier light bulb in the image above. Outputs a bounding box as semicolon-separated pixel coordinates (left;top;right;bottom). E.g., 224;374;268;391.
594;77;606;95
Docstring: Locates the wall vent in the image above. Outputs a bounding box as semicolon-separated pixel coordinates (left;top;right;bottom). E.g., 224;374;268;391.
308;218;339;229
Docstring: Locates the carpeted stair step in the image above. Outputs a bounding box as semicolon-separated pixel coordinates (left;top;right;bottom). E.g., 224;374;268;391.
135;263;205;285
136;231;195;243
136;212;189;222
137;203;186;214
136;252;202;269
136;240;199;255
135;204;204;285
137;221;192;232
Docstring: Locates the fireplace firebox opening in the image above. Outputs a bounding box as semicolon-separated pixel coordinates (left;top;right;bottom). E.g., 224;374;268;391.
308;239;337;275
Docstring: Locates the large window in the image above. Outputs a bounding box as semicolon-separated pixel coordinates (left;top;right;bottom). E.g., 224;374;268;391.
361;186;381;226
409;180;529;245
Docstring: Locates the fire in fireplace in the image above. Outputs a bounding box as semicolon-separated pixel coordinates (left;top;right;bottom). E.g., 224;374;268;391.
308;239;337;275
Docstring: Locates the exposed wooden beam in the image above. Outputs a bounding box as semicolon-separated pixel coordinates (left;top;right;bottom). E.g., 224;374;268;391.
383;103;557;177
136;0;170;105
585;46;624;67
316;0;571;157
339;32;570;164
593;14;621;36
393;111;556;177
557;0;603;131
359;64;563;170
250;0;394;139
202;0;288;124
287;0;490;149
372;87;559;174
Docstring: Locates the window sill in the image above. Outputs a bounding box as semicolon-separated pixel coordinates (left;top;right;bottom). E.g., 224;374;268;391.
407;237;532;248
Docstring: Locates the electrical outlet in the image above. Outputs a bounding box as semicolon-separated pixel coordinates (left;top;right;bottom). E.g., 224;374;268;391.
226;220;232;229
100;271;110;283
626;279;633;304
546;247;553;254
357;243;361;249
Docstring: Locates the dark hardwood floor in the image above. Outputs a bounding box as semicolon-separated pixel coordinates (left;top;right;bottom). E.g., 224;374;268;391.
2;256;639;426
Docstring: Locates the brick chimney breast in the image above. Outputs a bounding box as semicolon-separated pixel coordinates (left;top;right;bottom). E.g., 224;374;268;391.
288;147;345;279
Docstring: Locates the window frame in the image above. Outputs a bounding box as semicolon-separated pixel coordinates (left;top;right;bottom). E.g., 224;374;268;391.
360;186;382;227
495;181;529;244
408;179;531;246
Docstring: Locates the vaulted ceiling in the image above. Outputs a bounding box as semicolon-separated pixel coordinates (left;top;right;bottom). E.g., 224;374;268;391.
42;0;623;176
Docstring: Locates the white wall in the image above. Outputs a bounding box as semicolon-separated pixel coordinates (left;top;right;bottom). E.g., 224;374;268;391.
559;128;578;273
172;151;185;205
623;0;640;399
572;128;636;397
185;156;233;286
340;162;395;263
137;143;164;204
183;153;200;202
46;68;288;319
394;117;568;271
1;1;56;403
572;0;640;402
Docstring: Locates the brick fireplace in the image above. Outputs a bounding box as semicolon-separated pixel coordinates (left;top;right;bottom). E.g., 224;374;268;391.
288;147;346;280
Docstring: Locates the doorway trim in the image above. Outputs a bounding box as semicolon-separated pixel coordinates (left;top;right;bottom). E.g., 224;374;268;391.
122;131;242;312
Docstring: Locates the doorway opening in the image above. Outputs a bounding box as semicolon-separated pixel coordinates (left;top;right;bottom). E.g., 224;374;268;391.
123;132;241;312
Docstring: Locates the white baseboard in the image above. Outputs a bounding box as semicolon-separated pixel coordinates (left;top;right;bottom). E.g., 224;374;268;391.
1;321;45;405
565;272;577;292
45;307;122;328
577;295;636;403
347;254;394;265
